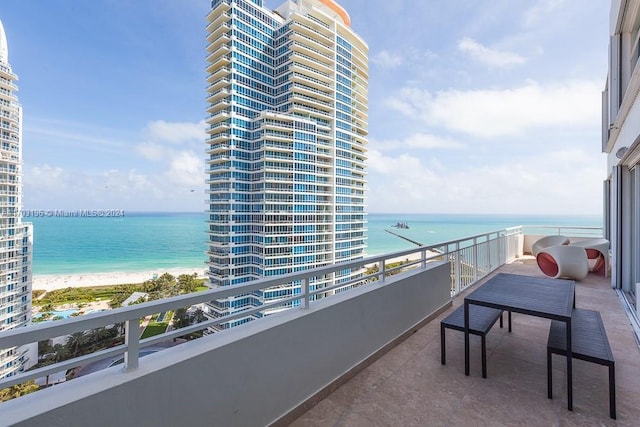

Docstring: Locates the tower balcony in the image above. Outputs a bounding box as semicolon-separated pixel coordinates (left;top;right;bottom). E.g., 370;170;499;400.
0;89;17;103
291;82;333;102
289;32;333;57
206;110;230;124
205;154;229;165
3;226;639;426
205;88;230;105
290;92;333;111
289;62;333;85
205;34;231;56
205;52;231;73
205;142;231;154
0;64;17;80
206;97;231;114
206;67;231;83
289;21;333;45
206;77;230;93
290;51;332;74
206;0;231;23
205;120;230;135
205;23;230;45
0;79;18;92
207;132;231;144
290;72;331;90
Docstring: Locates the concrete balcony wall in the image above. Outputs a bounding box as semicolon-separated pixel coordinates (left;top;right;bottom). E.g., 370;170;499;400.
4;261;451;427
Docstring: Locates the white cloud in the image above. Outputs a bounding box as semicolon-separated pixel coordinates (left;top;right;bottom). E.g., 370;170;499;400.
136;120;205;188
165;151;203;188
387;79;601;138
370;50;403;68
27;124;126;154
372;133;466;151
27;165;66;188
366;147;605;215
457;37;526;68
145;120;206;143
23;119;207;211
23;165;201;211
523;0;566;27
135;142;168;161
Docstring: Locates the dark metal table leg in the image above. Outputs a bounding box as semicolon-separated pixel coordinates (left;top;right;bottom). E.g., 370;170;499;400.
566;317;572;411
464;300;470;376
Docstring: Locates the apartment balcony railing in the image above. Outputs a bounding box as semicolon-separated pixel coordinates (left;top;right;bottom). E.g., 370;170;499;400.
0;225;605;425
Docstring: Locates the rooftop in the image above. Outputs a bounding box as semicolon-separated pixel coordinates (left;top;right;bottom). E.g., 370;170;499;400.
2;228;638;426
290;258;640;426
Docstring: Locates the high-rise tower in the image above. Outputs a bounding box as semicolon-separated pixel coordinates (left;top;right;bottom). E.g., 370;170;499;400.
205;0;368;328
0;19;35;378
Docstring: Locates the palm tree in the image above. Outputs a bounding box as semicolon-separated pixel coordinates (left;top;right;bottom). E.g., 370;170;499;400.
193;308;206;324
41;302;55;312
171;308;190;329
86;328;100;345
65;331;86;357
178;273;199;293
52;344;70;363
37;340;53;361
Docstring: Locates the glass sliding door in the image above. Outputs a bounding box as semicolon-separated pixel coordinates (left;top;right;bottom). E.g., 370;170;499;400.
632;165;639;312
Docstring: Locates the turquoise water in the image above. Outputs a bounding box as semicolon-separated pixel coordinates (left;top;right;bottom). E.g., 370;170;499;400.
30;212;207;275
33;309;79;320
28;212;602;275
366;213;603;255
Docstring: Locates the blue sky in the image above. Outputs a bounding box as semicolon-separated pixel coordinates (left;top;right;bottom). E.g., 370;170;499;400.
0;0;609;214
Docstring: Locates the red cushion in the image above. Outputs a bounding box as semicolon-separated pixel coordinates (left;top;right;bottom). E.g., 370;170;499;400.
585;248;600;259
591;255;606;275
537;252;558;277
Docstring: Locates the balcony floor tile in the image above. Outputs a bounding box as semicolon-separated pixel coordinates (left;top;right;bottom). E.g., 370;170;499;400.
290;258;640;426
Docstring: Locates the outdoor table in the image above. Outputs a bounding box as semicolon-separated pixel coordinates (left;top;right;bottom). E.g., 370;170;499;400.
464;272;576;410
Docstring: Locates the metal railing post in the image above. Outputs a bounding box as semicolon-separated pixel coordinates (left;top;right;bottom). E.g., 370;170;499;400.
379;260;385;282
454;243;461;295
303;278;310;309
124;318;140;372
472;239;478;282
487;235;492;272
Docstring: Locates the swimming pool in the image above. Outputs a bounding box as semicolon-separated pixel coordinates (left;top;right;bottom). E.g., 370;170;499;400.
34;309;79;320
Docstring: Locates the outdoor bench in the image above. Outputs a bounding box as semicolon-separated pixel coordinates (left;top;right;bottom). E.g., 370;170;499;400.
547;308;616;419
441;304;511;378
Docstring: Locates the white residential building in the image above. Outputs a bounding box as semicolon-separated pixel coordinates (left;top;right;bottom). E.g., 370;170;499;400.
205;0;368;328
0;18;35;379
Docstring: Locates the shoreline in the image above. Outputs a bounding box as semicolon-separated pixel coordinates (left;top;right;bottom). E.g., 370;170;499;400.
32;267;208;292
33;251;442;292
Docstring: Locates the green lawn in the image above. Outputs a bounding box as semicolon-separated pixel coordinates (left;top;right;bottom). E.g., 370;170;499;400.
140;322;169;339
33;284;140;306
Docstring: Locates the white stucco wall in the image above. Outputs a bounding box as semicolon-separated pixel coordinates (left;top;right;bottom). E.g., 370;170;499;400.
3;261;451;427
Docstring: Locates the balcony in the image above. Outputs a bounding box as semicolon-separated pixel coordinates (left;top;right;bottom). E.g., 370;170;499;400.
291;257;639;425
1;227;639;425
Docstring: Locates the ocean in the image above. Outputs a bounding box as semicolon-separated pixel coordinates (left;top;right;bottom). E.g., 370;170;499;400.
27;212;602;275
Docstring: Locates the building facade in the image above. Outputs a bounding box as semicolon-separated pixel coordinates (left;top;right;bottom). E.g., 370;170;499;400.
0;19;35;378
205;0;368;327
602;0;640;321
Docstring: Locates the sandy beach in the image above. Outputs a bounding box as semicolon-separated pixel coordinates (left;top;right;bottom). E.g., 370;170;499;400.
32;267;208;292
32;251;439;293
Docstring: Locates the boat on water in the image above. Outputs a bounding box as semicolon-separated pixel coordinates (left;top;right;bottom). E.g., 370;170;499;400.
391;222;409;229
